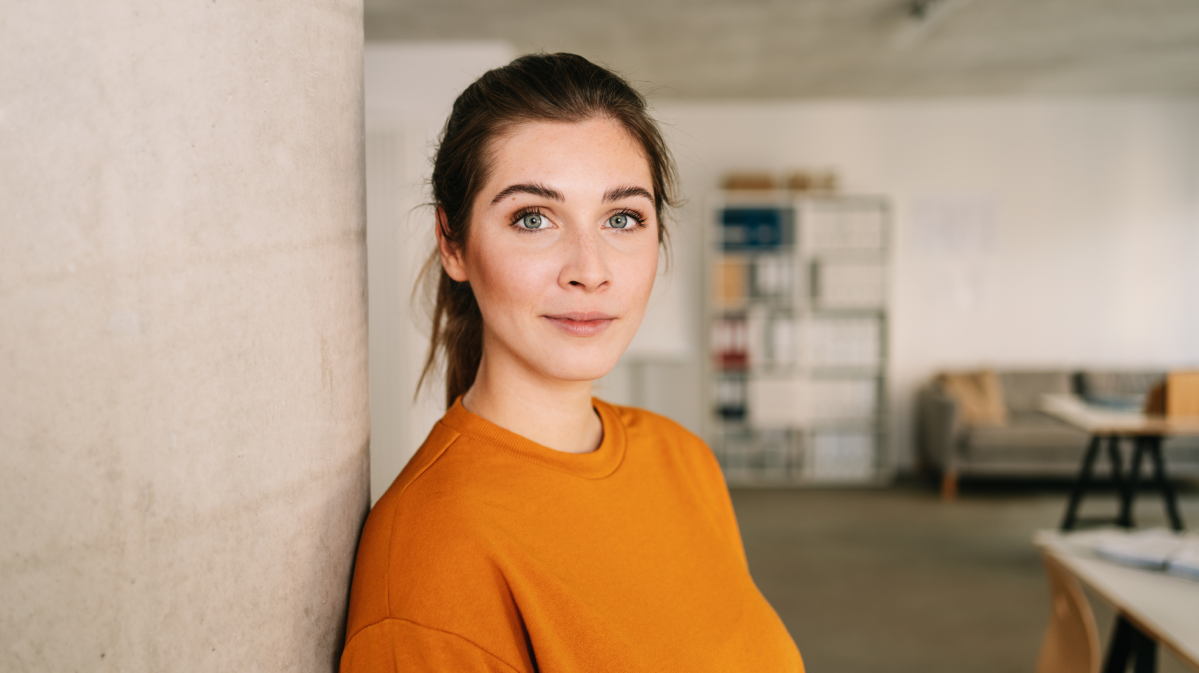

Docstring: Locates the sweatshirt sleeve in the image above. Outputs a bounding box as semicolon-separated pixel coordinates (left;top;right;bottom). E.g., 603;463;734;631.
340;618;526;673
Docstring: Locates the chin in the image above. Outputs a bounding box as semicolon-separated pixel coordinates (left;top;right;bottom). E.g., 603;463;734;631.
534;344;626;383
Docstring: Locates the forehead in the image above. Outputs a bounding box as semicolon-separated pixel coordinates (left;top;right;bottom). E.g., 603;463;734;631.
484;118;653;192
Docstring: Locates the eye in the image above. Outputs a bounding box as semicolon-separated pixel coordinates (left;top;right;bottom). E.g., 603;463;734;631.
517;213;546;230
607;213;634;229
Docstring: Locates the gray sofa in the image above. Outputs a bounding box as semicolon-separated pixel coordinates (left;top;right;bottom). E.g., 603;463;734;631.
918;369;1199;499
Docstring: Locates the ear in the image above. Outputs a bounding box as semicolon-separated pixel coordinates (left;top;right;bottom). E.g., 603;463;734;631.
435;208;469;282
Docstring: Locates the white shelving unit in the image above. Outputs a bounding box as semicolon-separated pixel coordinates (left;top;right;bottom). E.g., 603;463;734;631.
703;192;893;485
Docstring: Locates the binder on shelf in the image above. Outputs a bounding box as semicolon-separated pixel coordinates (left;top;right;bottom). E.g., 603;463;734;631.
714;375;747;421
715;258;748;306
711;316;749;370
720;207;794;251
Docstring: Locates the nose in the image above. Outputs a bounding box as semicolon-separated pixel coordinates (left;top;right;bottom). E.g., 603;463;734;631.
558;225;612;292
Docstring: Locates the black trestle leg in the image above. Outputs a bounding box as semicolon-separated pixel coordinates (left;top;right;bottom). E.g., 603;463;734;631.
1102;616;1136;673
1133;625;1157;673
1107;436;1129;528
1146;435;1184;531
1124;439;1147;530
1063;436;1102;531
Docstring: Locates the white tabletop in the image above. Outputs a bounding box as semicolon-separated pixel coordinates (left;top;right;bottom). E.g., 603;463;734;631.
1035;530;1199;670
1040;394;1199;437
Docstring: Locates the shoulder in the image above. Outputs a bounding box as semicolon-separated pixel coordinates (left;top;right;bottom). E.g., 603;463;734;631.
598;399;724;479
344;419;511;641
601;399;705;447
367;418;519;560
603;400;709;454
342;618;526;673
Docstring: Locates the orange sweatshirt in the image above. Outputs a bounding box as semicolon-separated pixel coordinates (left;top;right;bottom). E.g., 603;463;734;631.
341;398;803;672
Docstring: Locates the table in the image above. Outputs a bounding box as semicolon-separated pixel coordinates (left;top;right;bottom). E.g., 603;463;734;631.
1035;530;1199;672
1040;394;1199;532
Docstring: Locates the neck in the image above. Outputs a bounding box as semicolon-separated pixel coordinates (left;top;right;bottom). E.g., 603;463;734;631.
462;348;603;455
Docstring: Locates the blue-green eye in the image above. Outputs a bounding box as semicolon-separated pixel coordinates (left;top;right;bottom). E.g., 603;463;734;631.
518;213;545;229
608;213;633;229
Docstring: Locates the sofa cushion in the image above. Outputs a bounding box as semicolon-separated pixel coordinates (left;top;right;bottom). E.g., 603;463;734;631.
964;413;1089;455
1076;369;1165;408
939;370;1008;426
998;371;1073;414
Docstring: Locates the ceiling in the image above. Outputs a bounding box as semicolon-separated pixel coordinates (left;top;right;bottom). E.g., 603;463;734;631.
364;0;1199;99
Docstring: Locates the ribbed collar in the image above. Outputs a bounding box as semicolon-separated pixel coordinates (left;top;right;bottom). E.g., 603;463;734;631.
439;396;627;480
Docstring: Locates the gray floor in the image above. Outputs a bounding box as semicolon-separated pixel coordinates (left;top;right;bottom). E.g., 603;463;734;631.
731;483;1199;673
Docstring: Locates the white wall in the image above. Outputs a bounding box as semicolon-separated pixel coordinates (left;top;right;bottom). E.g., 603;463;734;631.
364;42;514;503
364;49;1199;478
649;97;1199;471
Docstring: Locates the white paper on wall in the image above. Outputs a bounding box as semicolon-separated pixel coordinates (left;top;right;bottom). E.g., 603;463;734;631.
912;194;997;254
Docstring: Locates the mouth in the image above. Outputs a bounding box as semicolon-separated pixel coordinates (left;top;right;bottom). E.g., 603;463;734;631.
543;312;617;337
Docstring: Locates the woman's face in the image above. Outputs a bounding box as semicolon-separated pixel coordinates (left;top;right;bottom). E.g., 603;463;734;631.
440;117;660;384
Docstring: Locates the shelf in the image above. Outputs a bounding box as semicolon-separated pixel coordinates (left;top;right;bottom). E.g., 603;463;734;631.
704;193;893;486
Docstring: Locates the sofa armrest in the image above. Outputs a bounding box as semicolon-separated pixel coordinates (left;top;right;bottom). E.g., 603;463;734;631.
918;383;962;472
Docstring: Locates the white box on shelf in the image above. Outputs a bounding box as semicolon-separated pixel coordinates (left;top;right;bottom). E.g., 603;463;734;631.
804;205;886;252
769;317;801;368
806;379;876;421
815;262;886;308
748;377;807;427
806;317;881;369
758;429;791;479
747;308;768;369
807;431;875;481
753;255;793;298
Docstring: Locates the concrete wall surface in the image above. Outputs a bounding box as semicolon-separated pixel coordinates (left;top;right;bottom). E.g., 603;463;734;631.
0;1;370;671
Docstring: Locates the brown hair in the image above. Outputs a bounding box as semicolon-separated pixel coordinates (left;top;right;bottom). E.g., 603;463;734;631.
418;52;679;409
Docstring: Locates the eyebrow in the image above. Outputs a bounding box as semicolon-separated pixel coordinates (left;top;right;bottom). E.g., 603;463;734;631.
603;185;655;204
490;183;563;205
488;183;655;206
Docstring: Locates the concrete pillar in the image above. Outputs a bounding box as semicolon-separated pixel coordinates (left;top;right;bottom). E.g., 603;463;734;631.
0;2;369;671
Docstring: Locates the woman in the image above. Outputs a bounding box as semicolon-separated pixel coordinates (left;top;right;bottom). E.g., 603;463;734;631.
341;53;803;672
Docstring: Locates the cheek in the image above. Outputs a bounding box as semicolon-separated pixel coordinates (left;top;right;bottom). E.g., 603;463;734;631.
466;244;558;318
614;237;660;307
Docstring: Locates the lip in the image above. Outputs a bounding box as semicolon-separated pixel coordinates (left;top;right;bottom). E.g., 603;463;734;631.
543;312;616;337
